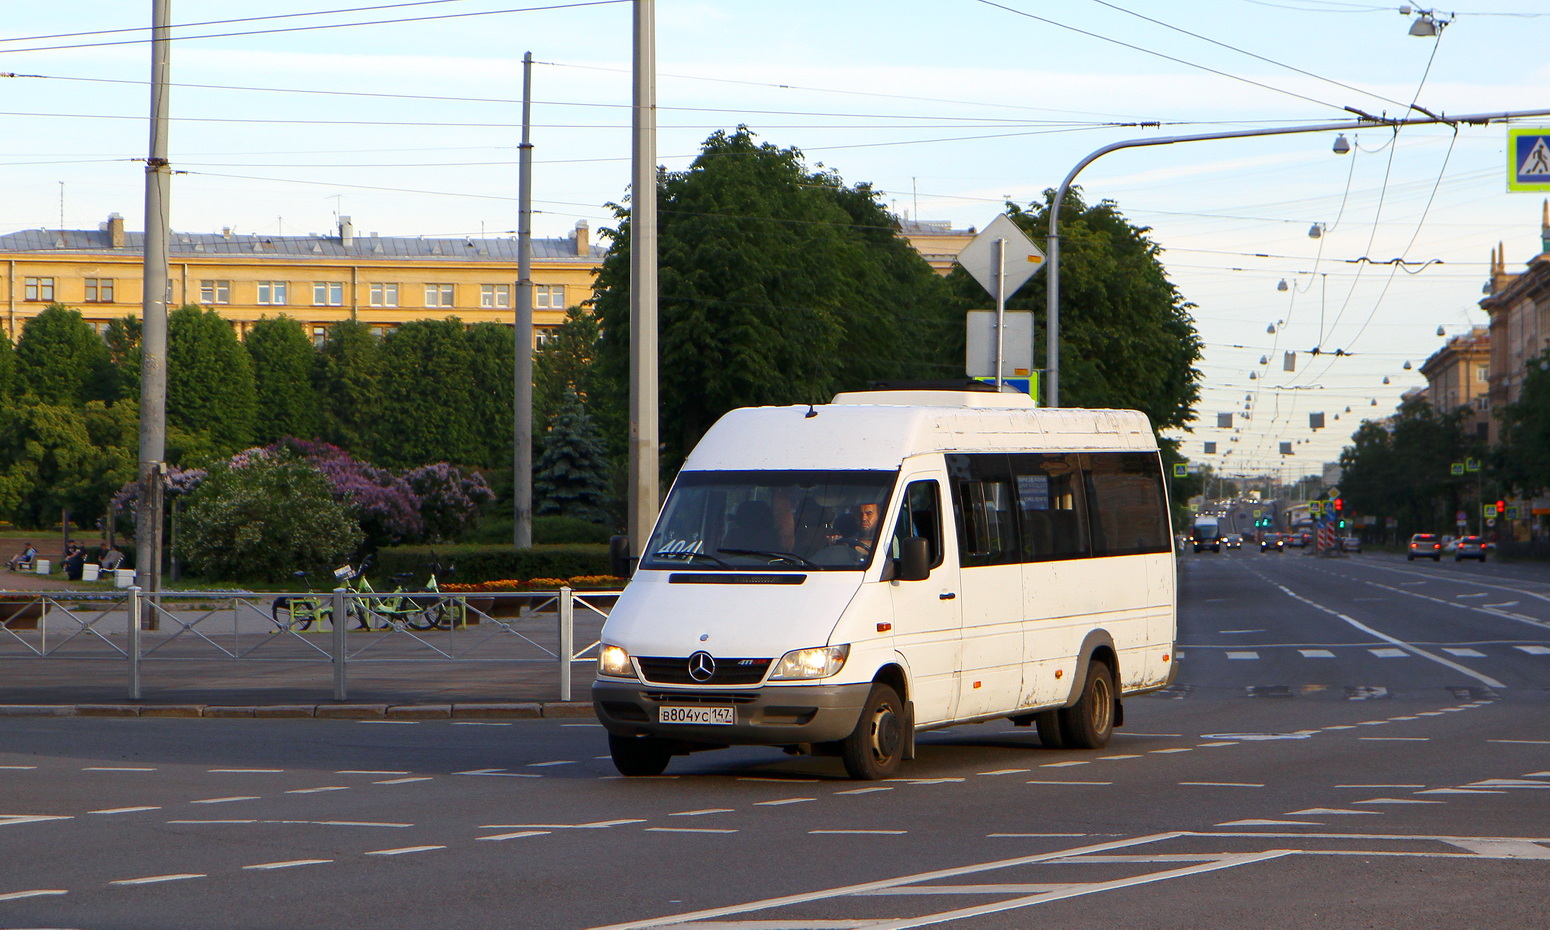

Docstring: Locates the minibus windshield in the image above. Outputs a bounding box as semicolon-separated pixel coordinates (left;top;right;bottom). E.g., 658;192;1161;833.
641;470;898;571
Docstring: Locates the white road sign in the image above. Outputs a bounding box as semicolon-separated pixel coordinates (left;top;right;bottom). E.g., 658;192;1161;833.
957;214;1045;300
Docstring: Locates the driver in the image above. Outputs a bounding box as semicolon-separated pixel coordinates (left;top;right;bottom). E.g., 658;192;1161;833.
829;502;880;556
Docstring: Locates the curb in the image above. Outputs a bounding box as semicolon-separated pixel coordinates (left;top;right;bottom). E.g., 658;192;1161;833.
0;702;596;720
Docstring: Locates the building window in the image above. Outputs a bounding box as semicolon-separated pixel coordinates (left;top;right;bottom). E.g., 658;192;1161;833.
481;284;511;309
84;278;115;303
200;280;231;305
256;281;288;306
534;284;564;309
368;323;395;341
369;283;398;307
1477;365;1490;383
311;325;328;348
425;284;455;308
534;326;557;347
23;277;55;302
313;281;344;306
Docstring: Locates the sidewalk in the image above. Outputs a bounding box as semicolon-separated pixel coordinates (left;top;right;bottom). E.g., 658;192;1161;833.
1;579;604;719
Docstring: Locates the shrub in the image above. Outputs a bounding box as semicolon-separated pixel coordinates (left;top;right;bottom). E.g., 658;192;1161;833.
404;462;494;542
374;543;610;586
179;455;362;581
533;515;614;544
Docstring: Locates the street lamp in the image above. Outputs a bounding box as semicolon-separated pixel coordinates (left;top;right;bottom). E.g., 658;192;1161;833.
1332;134;1351;155
1308;223;1326;239
1402;6;1450;36
1043;106;1550;407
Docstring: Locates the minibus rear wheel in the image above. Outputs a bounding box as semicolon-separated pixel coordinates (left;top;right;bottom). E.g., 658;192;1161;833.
608;734;672;777
1058;660;1115;749
841;683;905;780
1034;710;1066;749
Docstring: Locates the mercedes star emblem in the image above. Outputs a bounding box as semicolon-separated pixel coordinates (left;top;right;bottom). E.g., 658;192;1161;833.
687;651;716;682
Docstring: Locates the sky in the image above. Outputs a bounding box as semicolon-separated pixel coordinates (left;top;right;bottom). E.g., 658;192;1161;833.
3;0;1549;481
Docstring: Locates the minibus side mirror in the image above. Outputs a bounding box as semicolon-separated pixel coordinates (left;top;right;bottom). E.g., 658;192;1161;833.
897;537;931;582
609;535;636;579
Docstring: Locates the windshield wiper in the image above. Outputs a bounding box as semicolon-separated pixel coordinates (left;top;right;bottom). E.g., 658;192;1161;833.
716;548;819;568
649;549;732;568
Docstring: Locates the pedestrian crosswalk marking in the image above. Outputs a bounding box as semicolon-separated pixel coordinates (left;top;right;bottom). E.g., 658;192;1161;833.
1444;648;1486;657
1520;137;1550;177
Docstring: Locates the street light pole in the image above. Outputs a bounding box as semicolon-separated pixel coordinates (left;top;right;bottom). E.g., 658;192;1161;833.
1044;107;1550;409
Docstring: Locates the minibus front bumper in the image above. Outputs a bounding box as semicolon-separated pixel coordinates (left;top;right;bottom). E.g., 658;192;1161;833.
591;679;872;745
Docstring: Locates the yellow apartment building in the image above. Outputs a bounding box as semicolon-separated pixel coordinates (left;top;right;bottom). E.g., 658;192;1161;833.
0;214;604;346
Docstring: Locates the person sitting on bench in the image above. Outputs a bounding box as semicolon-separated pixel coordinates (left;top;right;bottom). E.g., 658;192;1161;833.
7;544;38;571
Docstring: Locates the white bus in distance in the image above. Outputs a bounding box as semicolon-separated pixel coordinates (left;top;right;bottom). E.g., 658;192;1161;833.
592;388;1178;779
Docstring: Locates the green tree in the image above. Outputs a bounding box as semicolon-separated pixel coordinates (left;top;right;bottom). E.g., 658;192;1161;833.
13;304;114;406
245;315;319;444
0;399;137;528
947;190;1203;432
313;319;382;453
180;453;363;582
1498;349;1550;497
533;305;600;454
465;321;515;469
593;128;958;471
371;318;479;468
167;305;257;453
0;325;14;402
533;388;612;524
101;316;141;402
1339;398;1477;536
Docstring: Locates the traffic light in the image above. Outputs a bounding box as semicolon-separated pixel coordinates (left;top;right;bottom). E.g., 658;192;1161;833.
1497;500;1506;514
1332;497;1343;512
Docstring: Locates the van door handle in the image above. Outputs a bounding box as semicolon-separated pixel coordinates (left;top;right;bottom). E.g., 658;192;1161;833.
939;592;956;600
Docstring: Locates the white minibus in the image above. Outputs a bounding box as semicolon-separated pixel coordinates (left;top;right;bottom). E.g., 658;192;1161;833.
592;388;1177;779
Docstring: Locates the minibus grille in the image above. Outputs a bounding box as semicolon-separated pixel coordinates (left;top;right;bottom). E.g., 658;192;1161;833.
637;656;771;685
643;691;762;705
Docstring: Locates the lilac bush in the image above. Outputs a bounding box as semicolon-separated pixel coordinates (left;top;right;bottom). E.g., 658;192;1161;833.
110;464;209;520
404;463;495;543
267;438;422;546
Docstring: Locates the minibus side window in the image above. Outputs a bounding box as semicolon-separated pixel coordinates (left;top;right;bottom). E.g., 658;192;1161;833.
889;480;943;568
1009;453;1090;562
1082;452;1171;557
946;454;1019;567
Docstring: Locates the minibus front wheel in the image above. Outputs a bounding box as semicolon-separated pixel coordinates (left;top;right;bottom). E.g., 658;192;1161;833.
841;683;906;780
608;734;673;777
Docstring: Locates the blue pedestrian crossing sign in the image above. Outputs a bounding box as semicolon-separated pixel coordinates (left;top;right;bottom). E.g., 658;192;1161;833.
1509;128;1550;191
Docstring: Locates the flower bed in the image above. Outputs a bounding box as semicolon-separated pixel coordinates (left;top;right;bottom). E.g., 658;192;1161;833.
443;576;624;593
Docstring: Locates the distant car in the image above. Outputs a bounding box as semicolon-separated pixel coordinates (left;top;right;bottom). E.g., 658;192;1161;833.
1408;533;1443;561
1224;534;1243;549
1455;535;1488;561
1340;536;1362;553
1261;533;1285;552
1442;535;1459;554
1285;531;1308;548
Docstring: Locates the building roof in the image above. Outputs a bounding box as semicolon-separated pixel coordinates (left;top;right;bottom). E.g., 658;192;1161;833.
0;224;606;263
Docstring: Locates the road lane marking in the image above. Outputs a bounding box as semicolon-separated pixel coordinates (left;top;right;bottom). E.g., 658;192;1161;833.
1287;808;1381;815
1150;748;1192;754
1337;784;1425;788
88;807;156;815
1516;645;1550;655
1354;798;1445;804
1299;649;1336;658
1456;593;1488;599
1360;737;1428;741
244;860;332;870
191;796;259;804
356;720;419;725
1040;761;1090;768
1443;648;1486;657
810;829;908;835
374;777;433;785
1026;781;1113;786
336;770;409;775
989;833;1092;837
365;846;445;855
1181;782;1263;788
670;809;735;816
754;798;816;806
479;820;645;829
0;889;67;901
476;830;550;841
835;787;893;795
451;721;512;726
456;768;539;777
0;765;38;770
977;768;1031;776
1272;583;1506;689
1216;819;1316;826
1226;651;1259;660
83;766;156;772
286;786;350;794
528;760;576;767
111;873;204;885
1098;755;1143;760
646;827;738;834
1368;648;1409;658
210;768;283;773
1418;788;1504;794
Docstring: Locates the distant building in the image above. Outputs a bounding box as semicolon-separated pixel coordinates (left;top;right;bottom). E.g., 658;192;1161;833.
1419;325;1491;441
1479;200;1550;443
0;214;603;345
1322;461;1343;488
900;218;977;275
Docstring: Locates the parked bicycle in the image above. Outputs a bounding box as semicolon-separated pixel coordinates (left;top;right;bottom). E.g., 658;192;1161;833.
270;565;366;632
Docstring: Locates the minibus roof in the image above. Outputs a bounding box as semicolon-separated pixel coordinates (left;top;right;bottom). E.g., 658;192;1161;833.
681;391;1158;472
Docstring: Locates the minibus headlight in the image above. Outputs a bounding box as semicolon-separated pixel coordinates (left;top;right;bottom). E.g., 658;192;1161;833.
770;645;850;680
598;644;636;679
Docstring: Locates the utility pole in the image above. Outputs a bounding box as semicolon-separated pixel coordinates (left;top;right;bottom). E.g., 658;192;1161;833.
136;0;173;624
513;50;534;548
628;0;659;555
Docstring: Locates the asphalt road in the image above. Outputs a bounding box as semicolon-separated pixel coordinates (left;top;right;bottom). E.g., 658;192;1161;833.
2;548;1548;929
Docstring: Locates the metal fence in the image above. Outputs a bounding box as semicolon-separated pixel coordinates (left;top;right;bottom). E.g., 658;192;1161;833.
0;586;617;703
